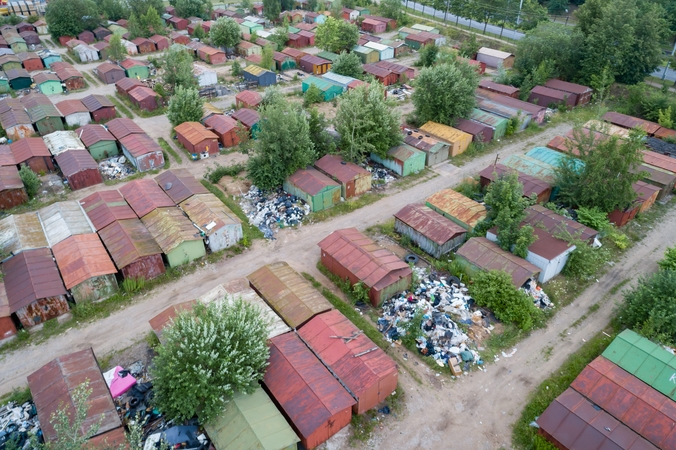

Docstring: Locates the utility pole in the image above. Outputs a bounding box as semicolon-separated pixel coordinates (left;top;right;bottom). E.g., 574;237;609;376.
662;61;671;81
516;0;524;25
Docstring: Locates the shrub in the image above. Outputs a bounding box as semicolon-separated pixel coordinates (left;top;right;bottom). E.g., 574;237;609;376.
575;206;610;232
658;246;676;271
19;165;40;199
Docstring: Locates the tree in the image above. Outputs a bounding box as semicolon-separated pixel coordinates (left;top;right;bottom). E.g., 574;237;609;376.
519;59;555;101
231;60;243;76
515;0;549;30
304;83;324;106
658;106;674;129
658;246;676;271
152;299;270;423
96;0;130;21
210;17;242;49
247;103;315;189
331;51;362;79
167;86;204;127
308;0;318;11
45;0;99;40
547;0;568;14
192;22;206;40
261;45;274;71
163;44;197;91
107;34;127;62
241;0;252;12
417;44;438;68
483;171;537;258
308;107;336;157
268;28;289;50
411;61;479;125
263;0;281;20
334;83;401;162
380;0;404;22
127;13;143;39
169;0;212;19
128;0;163;17
458;34;480;59
554;127;646;213
315;17;359;54
261;85;284;107
19;165;40;199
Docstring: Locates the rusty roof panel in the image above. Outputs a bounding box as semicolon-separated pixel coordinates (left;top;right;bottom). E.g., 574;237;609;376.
525;205;598;242
38;201;94;247
105;118;144;140
119;179;174;217
140;207;203;254
0;165;22;191
79;190;137;231
174;122;218;146
27;348;122;443
425;189;487;228
478;164;551;199
98;218;162;269
642;150;676;174
80;94;114;112
55;99;88;116
3;247;66;312
155;169;209;204
0;145;16;166
235;90;262;106
456;237;540;287
314;154;370;184
118;133;162;158
76;124;116;147
204;114;237;134
10;137;50;163
0;212;48;255
247;261;332;329
602;112;661;135
179;193;240;235
52;234;117;290
230;108;259;128
0;282;8;317
394;204;466;245
287;166;339;196
148;300;197;342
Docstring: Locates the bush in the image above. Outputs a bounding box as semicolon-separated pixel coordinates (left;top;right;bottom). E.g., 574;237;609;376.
204;163;245;184
658;246;676;271
303;84;323;107
19;165;40;199
575;206;610;232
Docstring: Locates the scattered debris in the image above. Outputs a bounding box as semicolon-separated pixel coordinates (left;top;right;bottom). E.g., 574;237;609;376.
521;278;553;309
363;160;396;186
98;155;136;181
239;186;311;239
0;400;39;448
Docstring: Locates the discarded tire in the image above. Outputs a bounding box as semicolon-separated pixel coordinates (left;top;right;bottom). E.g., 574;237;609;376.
405;254;419;264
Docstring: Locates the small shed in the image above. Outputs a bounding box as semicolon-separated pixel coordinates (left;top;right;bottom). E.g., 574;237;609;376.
32;72;63;95
174;121;219;156
361;18;386;33
231;108;260;136
281;47;306;65
364;41;394;61
128;86;160;112
264;332;355;449
477;88;546;124
370;144;425;177
242;64;277;87
98;218;165;280
35;20;49;35
76;124;118;160
93;26;112;40
43;130;86;157
3;247;68;328
318;228;412;306
10;138;54;173
79;190;136;231
21;94;64;136
404;33;434;50
204;114;239;147
314;154;371;199
403;133;450;166
19;32;40;47
453;118;494;143
17;52;43;71
316;51;339;63
37;49;62;69
0;102;34;141
235;90;262;109
300;54;331;75
602;111;661;136
96;62;125;84
27;348;125;445
237;40;262;57
501;154;556;184
362;63;396;86
287;32;309;49
170;31;191;45
80;94;116;123
0;71;9;94
131;37;155;54
0;54;22;72
469;108;508;140
119;178;174;218
425;189;487;231
479;163;552;204
16;22;36;33
198;46;227;65
526;146;583;171
141;207;206;267
55;150;102;190
394;203;466;258
247;261;332;328
419;122;474;157
155;168;209;204
118;133;165;172
524;205;598;242
149;34;170;51
38;201;93;247
179;193;243;252
544;79;592;106
52;234;118;302
642;149;676;175
119;58;149;79
273;51;296;71
298;309;398;415
528;85;575;108
5;67;31;89
0;211;49;257
478;79;519;98
55;99;91;127
169;16;189;30
321;72;356;92
73;44;99;63
476;47;514;68
283;166;341;212
632;163;676;200
0;166;27;209
53;65;85;91
374;60;415;82
456;237;540;287
115;77;145;97
301;76;343;101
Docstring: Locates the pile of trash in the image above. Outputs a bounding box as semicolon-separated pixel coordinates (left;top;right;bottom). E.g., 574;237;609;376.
378;268;485;374
99;156;136;181
521;278;553;309
387;86;412;101
239;186;311;239
363;160;396;186
0;399;40;448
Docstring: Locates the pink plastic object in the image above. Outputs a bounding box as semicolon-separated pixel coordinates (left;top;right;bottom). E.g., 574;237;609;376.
109;366;136;398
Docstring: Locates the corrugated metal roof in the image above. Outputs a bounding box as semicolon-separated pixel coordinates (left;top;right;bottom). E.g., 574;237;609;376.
525;205;598;242
420;122;472;144
0;144;15;166
204;114;237;134
544;79;591;95
0;212;48;255
477;47;513;59
394;204;465;245
317;228;412;291
79;190;137;231
27;348;122;443
21;93;62;122
281;47;305;58
322;71;356;87
287;166;339;196
128;86;158;102
43;130;86;156
38;201;94;247
10;137;49;163
33;72;60;84
55;99;88;117
264;333;356;438
97;62;124;74
387;144;423;162
119;179;174;217
479;79;519;95
404;133;444;153
155;169;209;204
300;54;330;66
235;90;262;106
425;189;487;228
80;94;114;112
118;133;162;158
602;112;660;135
174;121;218;146
526;147;584;171
303;75;339;92
4;68;30;81
98;218;162;269
52;234;117;289
476;88;545;116
314;154;370;184
119;58;146;70
0;165;22;191
643;150;676;173
456;237;540;287
478;163;551;199
3;247;66;312
106;118;144;139
530;85;569;101
247;261;332;329
114;77;144;93
54;150;99;180
140;207;203;254
179;193;241;236
363;63;391;78
231;108;259;128
502;154;556;183
76;124;115;147
635;163;676;186
243;64;271;77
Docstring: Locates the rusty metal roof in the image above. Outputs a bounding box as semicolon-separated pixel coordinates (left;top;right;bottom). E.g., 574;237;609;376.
119;179;174;217
3;247;66;312
456;237;540;287
525;205;598;242
425;189;487;228
0;212;48;256
52;234;117;290
10;137;50;163
264;333;356;439
314;154;370;184
230;108;259;128
97;62;124;75
140;207;203;254
0;145;16;166
0;165;22;191
0;282;8;317
55;99;88;117
247;261;332;329
287;166;339;196
105;118;144;140
76;124;116;147
115;77;145;94
128;86;158;102
642;150;676;174
544;79;591;95
118;133;162;158
27;348;122;443
179;193;241;236
79;190;137;231
317;228;412;291
98;218;162;269
38;201;94;247
80;94;114;112
394;204;466;245
204;114;237;135
478;164;551;199
173;121;218;146
602;112;660;135
32;72;60;85
155;169;209;204
476;88;545;116
235;90;262;106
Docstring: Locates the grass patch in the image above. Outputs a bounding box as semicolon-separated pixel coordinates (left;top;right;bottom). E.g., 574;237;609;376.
4;192;69;215
512;326;617;449
60;53;76;65
0;386;32;405
204;162;246;184
114;92;166;118
200;179;264;241
158;137;182;164
106;95;134;119
350;385;405;444
82;71;101;87
608;278;630;295
307;192;385;223
162;151;171;169
390;167;436;190
481;324;524;362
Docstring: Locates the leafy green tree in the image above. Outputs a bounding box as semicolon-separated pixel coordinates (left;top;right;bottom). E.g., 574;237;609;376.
231;60;243;76
281;0;293;11
210;17;242;49
127;13;143;39
334;83;401;162
514;22;584;82
129;7;164;39
247;103;315;189
128;0;163;17
163;45;197;91
516;0;549;30
263;0;281;20
458;34;480;59
589;65;614;104
169;0;212;19
331;51;362;79
107;34;127;62
19;165;40;199
380;0;404;22
329;0;343;20
417;43;438;68
658;106;674;129
167;86;204;127
658;246;676;271
304;83;324;106
241;0;252;12
547;0;568;14
152;299;270;422
308;107;336;157
261;85;284;107
315;17;359;54
483;171;537;258
268;28;289;50
308;0;318;11
45;0;99;40
411;61;479;125
261;45;274;71
192;22;206;40
96;0;130;21
519;59;555;101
